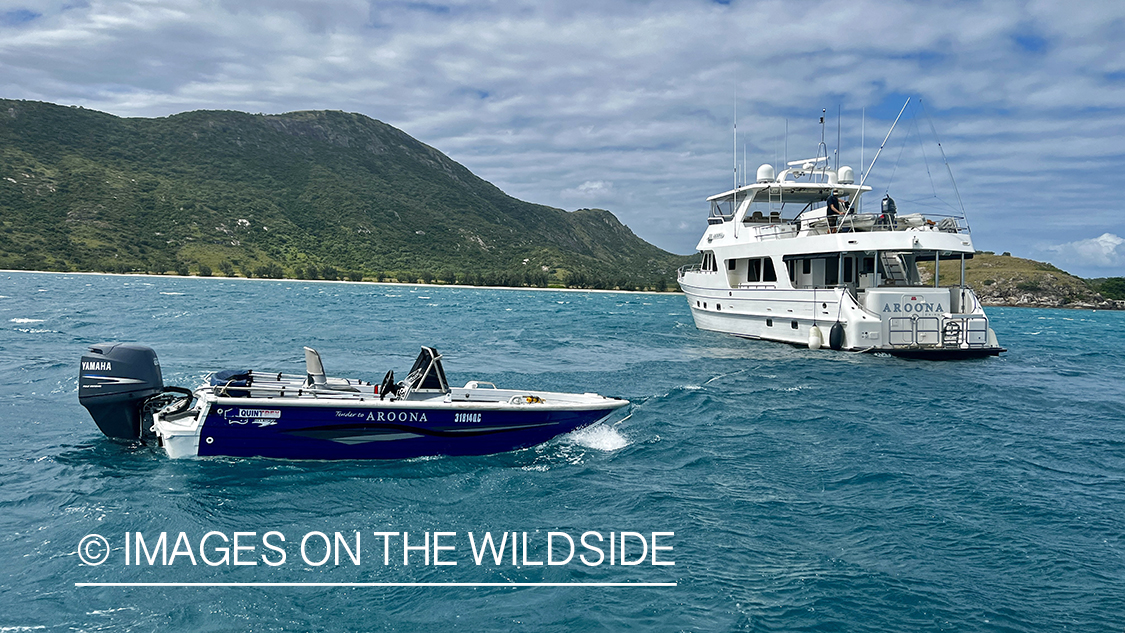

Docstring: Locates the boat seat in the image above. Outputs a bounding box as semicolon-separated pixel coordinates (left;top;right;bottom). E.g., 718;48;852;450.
304;347;360;392
743;211;767;223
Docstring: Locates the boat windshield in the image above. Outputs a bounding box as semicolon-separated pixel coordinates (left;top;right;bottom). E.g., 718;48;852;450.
404;346;449;393
710;199;736;220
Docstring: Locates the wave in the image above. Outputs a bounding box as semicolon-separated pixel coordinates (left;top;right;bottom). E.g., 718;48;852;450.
567;424;630;451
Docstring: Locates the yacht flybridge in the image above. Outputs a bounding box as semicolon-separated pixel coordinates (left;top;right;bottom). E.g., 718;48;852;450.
677;153;1004;359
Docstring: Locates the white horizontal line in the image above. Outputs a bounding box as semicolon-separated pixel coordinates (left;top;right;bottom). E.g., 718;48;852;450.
76;582;676;588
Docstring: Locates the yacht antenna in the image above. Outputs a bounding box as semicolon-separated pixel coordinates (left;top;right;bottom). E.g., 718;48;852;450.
836;105;841;171
818;109;828;181
857;98;910;192
860;107;865;212
784;119;788;166
734;96;738;204
732;95;738;237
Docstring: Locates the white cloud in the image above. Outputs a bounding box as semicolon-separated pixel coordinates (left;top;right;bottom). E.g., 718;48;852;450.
562;180;613;199
1042;233;1125;273
1;0;1124;259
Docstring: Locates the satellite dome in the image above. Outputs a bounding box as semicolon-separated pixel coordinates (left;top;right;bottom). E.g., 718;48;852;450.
756;164;776;183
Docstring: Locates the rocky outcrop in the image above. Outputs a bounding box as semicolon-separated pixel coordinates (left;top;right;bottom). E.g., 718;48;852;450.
921;253;1124;310
975;275;1124;309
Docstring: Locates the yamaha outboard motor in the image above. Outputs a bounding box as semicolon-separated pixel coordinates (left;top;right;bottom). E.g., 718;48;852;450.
881;195;897;215
876;195;897;229
79;343;164;440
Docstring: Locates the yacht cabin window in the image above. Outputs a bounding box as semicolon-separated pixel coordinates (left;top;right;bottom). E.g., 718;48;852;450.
744;257;778;283
709;200;735;220
763;258;777;282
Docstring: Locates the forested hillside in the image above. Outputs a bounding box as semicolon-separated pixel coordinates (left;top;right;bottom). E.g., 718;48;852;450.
0;100;691;288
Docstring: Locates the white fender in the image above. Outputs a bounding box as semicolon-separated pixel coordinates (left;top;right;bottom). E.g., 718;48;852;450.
809;325;823;350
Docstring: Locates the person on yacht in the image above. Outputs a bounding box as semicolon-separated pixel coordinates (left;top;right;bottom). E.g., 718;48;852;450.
826;189;848;233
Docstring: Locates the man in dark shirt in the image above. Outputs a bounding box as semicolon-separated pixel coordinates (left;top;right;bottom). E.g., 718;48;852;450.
826;189;847;233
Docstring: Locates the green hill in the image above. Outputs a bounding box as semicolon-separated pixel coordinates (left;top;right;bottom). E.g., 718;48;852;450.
0;99;692;289
919;253;1124;309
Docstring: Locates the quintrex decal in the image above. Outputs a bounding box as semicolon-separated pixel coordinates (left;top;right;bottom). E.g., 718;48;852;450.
216;408;282;426
235;409;281;419
215;408;283;419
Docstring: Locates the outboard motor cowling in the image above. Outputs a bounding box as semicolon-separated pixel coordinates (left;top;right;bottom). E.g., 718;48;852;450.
881;195;896;215
79;343;164;440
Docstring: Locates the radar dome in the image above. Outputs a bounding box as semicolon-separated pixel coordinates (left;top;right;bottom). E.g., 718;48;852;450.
838;165;854;184
756;164;776;183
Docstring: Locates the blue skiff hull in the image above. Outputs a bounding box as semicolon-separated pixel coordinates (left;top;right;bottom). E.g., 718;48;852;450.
193;403;621;459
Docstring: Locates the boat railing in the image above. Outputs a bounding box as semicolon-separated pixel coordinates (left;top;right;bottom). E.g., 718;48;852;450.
941;314;991;348
678;263;703;277
208;375;378;400
887;313;990;349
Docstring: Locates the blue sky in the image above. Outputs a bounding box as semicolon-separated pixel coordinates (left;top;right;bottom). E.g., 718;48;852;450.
1;0;1122;277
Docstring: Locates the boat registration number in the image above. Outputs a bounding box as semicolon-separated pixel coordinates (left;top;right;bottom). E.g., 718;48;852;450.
454;412;482;423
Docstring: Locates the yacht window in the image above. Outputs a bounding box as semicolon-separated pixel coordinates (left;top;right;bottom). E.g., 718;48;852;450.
862;257;875;275
825;257;839;286
728;259;737;271
786;260;796;283
763;257;777;282
802;259;811;275
766;318;773;327
710;199;735;220
747;259;762;282
843;257;854;283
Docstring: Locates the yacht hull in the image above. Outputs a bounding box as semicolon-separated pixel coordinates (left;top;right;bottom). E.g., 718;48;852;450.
680;280;1004;358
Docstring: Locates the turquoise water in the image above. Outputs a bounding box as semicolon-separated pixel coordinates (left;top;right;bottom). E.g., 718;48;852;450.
2;271;1123;631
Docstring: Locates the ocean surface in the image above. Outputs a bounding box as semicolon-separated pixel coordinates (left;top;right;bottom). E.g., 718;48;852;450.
1;271;1123;632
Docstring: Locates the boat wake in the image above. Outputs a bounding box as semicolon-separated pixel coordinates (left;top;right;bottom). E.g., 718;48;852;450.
567;424;629;452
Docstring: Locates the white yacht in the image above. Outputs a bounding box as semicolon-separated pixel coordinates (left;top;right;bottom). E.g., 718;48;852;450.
677;154;1004;359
